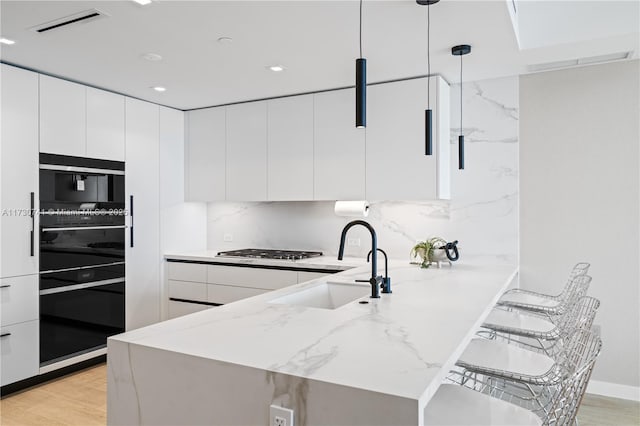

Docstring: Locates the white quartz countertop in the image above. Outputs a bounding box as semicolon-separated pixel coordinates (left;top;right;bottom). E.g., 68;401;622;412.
112;258;516;408
164;250;368;271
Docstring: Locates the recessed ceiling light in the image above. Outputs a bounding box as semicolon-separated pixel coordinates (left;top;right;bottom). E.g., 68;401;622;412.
141;52;162;61
217;36;233;44
0;38;16;45
267;65;285;72
151;86;166;92
132;0;152;5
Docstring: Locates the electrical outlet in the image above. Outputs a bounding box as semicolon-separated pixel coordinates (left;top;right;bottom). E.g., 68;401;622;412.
270;405;294;426
223;233;233;242
348;238;361;247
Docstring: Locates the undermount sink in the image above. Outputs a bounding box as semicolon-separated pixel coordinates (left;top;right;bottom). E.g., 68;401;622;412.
269;281;370;310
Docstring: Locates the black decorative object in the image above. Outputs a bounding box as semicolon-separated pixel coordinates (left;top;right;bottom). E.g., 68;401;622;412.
452;44;471;170
356;0;366;128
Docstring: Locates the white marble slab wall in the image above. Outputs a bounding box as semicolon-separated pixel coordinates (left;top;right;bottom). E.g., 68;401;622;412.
207;76;518;263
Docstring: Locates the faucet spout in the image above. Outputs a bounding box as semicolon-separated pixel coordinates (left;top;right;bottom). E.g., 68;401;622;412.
337;220;381;298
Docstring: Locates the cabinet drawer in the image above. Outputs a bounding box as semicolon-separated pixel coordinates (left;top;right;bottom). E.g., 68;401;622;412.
0;274;38;326
168;300;212;319
168;280;207;302
207;284;268;305
207;265;298;290
168;262;207;283
1;320;39;386
297;271;331;283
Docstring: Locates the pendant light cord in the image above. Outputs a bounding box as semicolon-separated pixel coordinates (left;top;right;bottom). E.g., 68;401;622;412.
460;53;463;135
427;4;431;109
359;0;363;58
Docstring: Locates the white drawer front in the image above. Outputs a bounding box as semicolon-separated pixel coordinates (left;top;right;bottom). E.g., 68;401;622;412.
207;266;298;290
207;284;268;305
297;271;331;283
168;300;212;319
167;262;207;283
168;280;208;302
0;274;38;326
1;320;39;386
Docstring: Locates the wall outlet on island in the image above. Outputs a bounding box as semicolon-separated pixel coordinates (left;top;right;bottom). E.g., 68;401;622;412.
223;233;233;242
348;238;361;247
270;405;294;426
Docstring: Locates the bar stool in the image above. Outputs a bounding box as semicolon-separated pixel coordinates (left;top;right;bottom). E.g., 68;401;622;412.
480;296;600;356
497;272;591;316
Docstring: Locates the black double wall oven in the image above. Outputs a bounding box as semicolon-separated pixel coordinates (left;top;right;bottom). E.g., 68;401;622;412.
39;154;125;367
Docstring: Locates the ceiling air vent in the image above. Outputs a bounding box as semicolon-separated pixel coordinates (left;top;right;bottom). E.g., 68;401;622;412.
30;9;108;33
527;51;633;73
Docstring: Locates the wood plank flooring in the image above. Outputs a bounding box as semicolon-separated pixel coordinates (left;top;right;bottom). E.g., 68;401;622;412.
1;363;638;425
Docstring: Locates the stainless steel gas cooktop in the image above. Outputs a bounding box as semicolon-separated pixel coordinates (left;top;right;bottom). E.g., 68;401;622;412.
216;249;323;261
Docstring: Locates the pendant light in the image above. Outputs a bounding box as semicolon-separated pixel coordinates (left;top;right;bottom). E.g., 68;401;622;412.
417;0;440;155
451;44;471;170
355;0;366;128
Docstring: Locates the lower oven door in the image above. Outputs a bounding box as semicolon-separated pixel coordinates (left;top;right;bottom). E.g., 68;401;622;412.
39;268;125;366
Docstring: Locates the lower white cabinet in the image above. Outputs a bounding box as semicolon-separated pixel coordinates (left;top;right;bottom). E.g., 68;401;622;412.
166;262;338;319
0;275;38;326
1;320;39;386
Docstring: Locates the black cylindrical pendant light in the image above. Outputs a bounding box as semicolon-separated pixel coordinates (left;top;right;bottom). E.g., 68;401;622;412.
417;0;439;155
355;0;366;128
452;44;471;170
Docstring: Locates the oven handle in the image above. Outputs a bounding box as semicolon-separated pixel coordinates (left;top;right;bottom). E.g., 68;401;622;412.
39;278;125;296
30;192;35;257
41;225;126;232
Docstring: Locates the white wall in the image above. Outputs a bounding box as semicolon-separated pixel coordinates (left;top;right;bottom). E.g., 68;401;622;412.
520;60;640;390
206;75;519;263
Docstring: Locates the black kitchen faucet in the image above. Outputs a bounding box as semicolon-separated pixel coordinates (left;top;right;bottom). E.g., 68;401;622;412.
337;220;383;298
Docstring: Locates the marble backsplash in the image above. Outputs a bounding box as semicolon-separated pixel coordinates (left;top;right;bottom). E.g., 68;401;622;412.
207;75;519;262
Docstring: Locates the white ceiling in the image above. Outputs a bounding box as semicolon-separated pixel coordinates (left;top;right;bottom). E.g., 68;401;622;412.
0;0;637;110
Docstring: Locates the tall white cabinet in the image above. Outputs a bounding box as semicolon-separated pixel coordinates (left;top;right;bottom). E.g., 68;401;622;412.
125;98;160;330
0;64;40;386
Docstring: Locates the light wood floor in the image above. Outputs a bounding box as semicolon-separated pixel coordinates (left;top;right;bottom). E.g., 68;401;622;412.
1;364;638;425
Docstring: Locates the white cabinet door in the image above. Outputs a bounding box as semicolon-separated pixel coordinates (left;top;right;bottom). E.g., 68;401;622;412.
0;320;39;386
39;74;86;156
1;64;39;278
366;77;436;200
267;95;314;200
0;275;39;326
168;300;211;319
314;89;366;200
225;102;268;201
185;107;226;201
125;98;160;330
86;87;125;161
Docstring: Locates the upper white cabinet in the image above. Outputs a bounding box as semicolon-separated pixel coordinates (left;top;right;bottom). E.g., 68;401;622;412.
366;76;450;200
1;64;39;279
86;87;125;161
39;75;86;157
40;75;125;161
185;107;226;201
226;101;268;201
267;95;314;200
125;98;160;330
314;88;366;200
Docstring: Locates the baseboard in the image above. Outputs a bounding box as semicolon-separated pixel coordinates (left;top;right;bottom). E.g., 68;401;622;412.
587;380;640;401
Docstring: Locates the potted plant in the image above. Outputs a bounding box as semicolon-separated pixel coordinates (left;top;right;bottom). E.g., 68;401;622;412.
411;237;447;268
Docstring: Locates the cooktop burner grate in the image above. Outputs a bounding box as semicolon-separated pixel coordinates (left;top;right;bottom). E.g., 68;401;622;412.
216;249;323;260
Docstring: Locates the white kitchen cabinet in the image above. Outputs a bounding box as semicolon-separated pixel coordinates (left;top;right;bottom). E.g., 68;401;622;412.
125;98;160;330
225;102;268;201
39;75;86;157
168;280;208;302
1;64;39;279
86;87;125;161
366;76;450;200
168;300;212;319
297;271;331;283
314;88;366;200
207;265;298;290
168;262;207;283
0;275;38;326
0;320;39;386
267;95;314;200
207;284;267;305
185;107;226;201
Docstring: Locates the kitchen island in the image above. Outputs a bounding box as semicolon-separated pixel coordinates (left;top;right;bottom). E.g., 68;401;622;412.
107;259;517;425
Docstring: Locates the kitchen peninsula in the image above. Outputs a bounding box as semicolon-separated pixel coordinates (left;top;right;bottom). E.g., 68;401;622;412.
107;259;517;425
